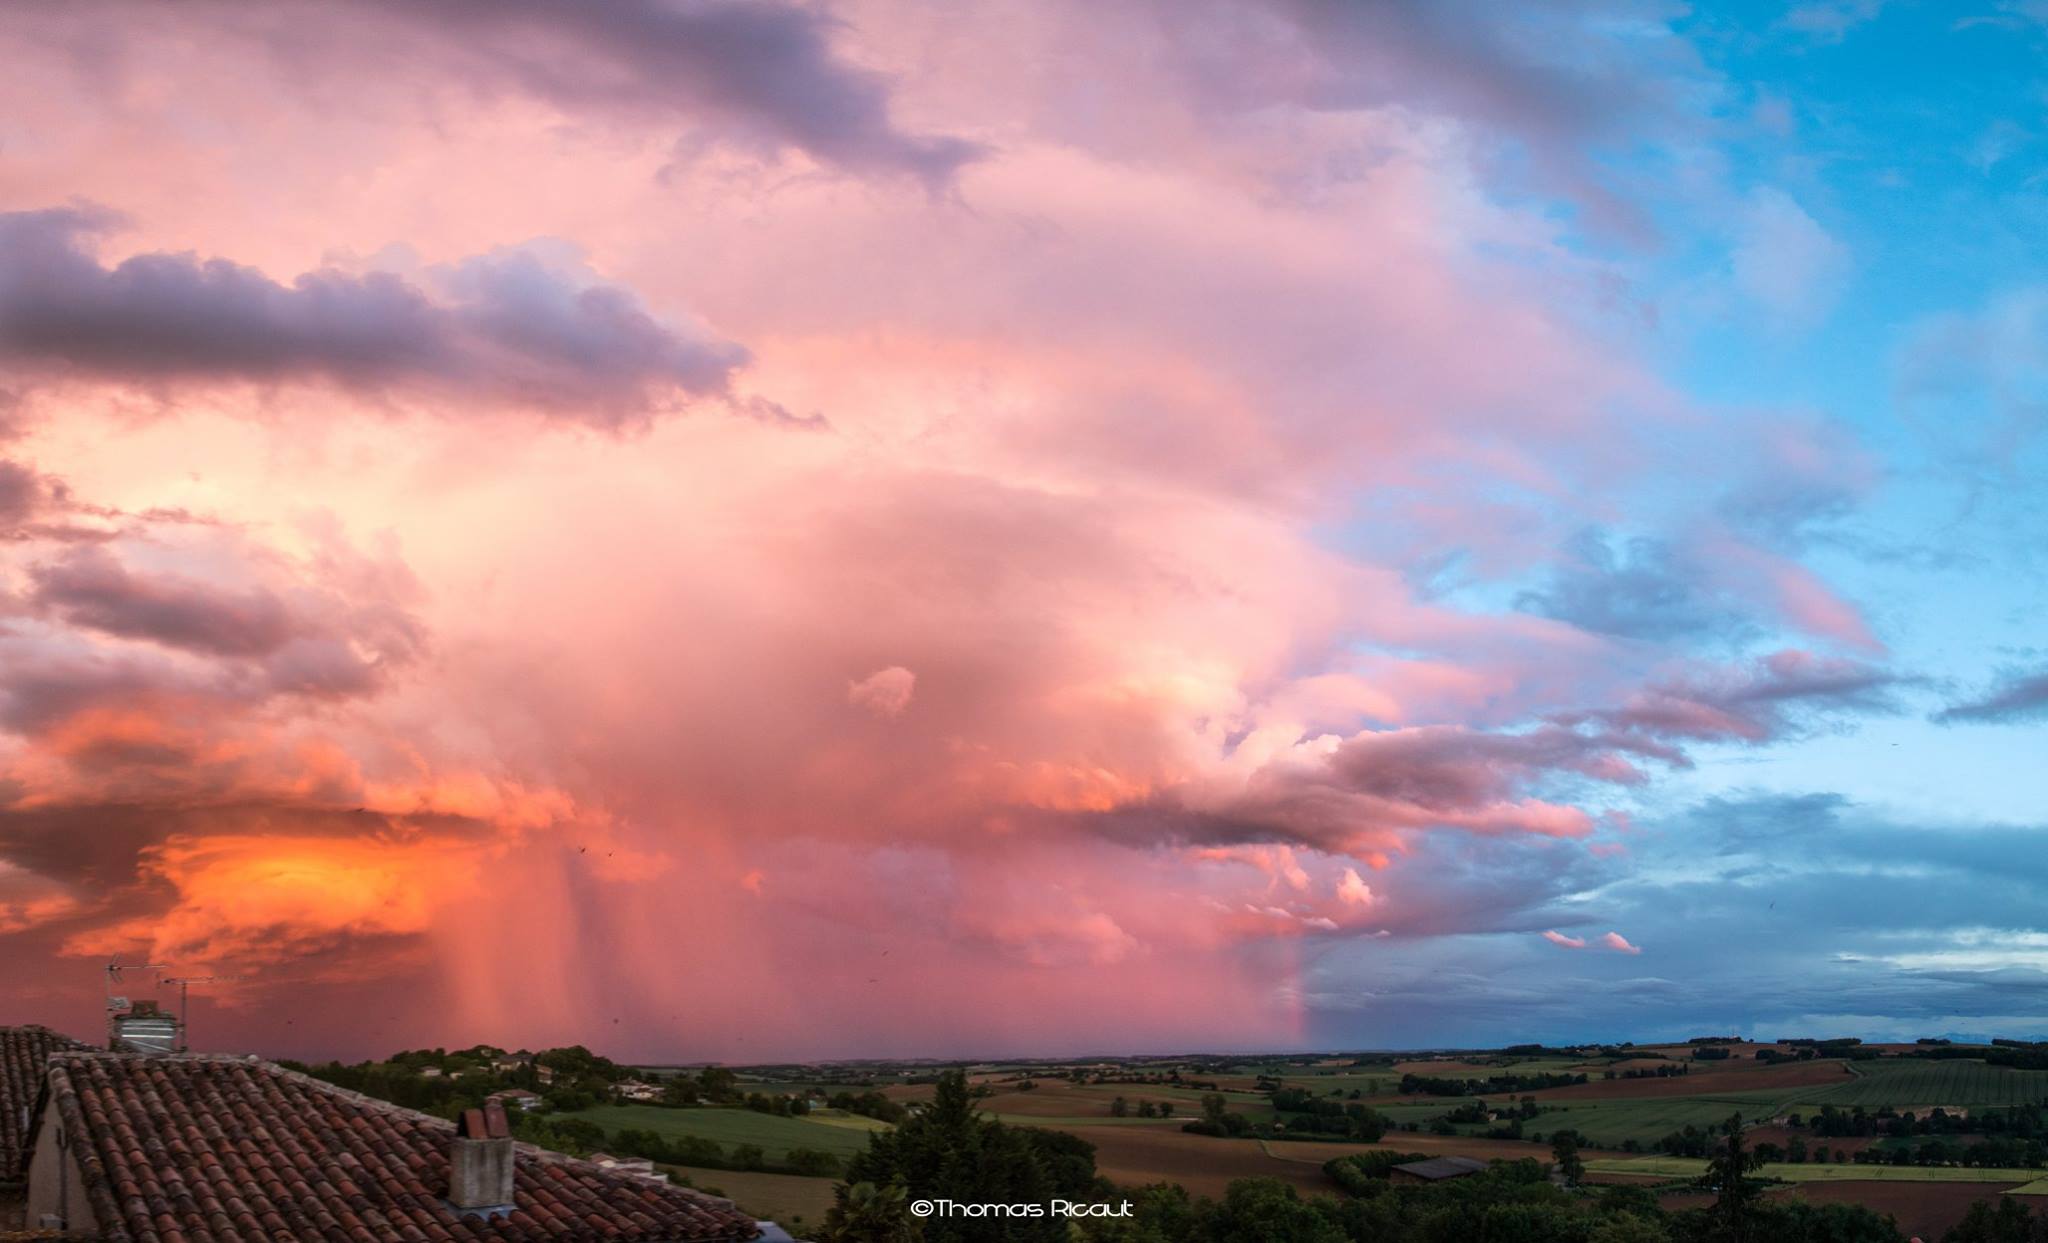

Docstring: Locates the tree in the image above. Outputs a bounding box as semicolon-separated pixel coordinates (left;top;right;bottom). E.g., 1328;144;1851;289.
1553;1129;1586;1186
1205;1178;1348;1243
1111;1095;1129;1117
1703;1113;1765;1243
819;1179;922;1243
697;1066;739;1102
788;1147;841;1177
841;1070;1094;1242
1944;1197;2042;1243
1588;1214;1673;1243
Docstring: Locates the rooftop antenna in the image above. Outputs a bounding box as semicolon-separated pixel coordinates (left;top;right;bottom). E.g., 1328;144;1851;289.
160;976;240;1052
104;958;168;1014
104;958;175;1052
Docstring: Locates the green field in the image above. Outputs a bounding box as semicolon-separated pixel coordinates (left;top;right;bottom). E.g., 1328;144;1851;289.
1273;1073;1395;1095
673;1165;837;1228
562;1105;880;1161
790;1108;892;1132
992;1114;1190;1127
1371;1103;1465;1127
1527;1096;1797;1147
1785;1060;2048;1110
1587;1157;2046;1184
1473;1058;2048;1147
1064;1083;1279;1121
1381;1059;1592;1081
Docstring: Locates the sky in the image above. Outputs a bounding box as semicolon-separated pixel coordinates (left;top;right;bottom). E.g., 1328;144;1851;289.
1;0;2046;1062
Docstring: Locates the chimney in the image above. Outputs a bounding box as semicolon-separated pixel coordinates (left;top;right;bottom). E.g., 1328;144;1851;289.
449;1102;516;1213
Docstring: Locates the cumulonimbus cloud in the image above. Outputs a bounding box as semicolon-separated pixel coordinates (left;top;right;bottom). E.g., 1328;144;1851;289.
0;207;748;427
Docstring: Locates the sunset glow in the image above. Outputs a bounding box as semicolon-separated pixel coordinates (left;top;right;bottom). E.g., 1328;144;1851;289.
3;0;2047;1063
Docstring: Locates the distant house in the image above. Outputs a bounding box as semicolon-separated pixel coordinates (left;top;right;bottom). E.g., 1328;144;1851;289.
1389;1156;1489;1185
616;1079;663;1102
589;1152;667;1183
21;1052;764;1240
488;1087;545;1111
418;1066;444;1078
535;1063;557;1085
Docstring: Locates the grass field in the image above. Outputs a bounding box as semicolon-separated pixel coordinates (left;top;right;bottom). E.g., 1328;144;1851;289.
1787;1060;2048;1110
981;1081;1277;1123
791;1108;892;1132
1529;1096;1798;1147
673;1165;837;1228
1587;1157;2047;1184
561;1105;879;1161
991;1114;1190;1127
1272;1073;1394;1095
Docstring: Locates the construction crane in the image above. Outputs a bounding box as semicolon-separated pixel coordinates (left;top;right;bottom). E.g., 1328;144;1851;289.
159;976;239;1052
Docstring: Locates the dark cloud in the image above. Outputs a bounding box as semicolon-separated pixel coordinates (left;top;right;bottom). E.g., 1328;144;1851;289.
0;459;59;530
1517;529;1749;641
1563;649;1904;744
1143;0;1713;236
29;545;295;658
1299;791;2048;1047
393;0;984;186
1266;0;1694;142
1092;651;1902;859
0;208;747;427
0;477;424;758
8;0;980;188
1934;668;2048;724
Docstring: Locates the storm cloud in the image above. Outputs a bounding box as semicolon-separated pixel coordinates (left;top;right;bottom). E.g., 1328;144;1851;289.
0;208;747;426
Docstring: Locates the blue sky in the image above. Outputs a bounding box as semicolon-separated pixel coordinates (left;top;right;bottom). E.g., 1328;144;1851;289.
1291;0;2048;1049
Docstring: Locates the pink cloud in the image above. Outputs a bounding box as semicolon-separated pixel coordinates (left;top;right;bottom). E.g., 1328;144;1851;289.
1602;931;1642;955
847;665;917;717
1542;930;1588;949
0;0;1886;1060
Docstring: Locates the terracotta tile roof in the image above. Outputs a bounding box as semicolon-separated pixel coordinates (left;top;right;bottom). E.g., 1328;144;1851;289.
41;1052;761;1242
2;1026;92;1179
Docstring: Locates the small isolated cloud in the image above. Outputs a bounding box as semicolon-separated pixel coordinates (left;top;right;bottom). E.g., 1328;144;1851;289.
1777;0;1886;42
1542;930;1587;949
1602;931;1643;955
1730;188;1850;325
1337;867;1375;906
846;665;916;718
1935;668;2048;724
